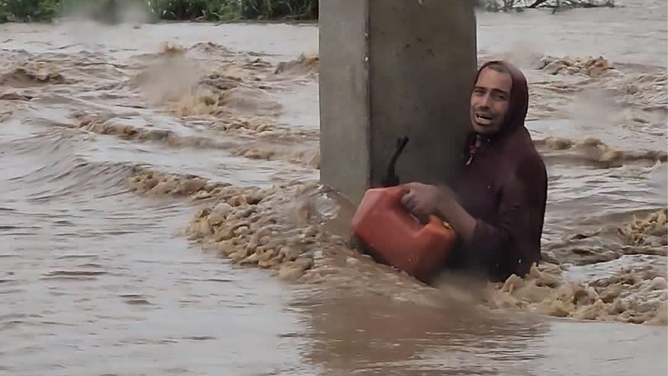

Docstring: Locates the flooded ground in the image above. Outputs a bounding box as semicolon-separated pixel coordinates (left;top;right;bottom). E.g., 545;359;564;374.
0;0;666;375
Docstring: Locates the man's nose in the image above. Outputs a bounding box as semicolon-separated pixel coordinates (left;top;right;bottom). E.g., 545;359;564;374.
481;93;493;107
476;94;491;109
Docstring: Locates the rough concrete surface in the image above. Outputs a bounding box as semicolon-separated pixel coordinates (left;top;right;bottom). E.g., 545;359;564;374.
319;0;478;205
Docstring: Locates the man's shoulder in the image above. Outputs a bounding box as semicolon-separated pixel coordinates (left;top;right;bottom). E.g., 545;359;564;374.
502;133;547;181
505;151;546;198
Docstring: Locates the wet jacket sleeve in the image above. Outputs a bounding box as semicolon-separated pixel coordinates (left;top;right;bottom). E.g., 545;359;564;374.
466;156;547;271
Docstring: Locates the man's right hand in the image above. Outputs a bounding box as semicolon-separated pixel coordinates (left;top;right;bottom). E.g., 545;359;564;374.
399;182;445;223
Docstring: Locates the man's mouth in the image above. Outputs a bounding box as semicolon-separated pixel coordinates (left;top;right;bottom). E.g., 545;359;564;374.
474;112;494;126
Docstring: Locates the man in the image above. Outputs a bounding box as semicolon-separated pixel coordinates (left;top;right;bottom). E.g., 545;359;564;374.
400;60;548;283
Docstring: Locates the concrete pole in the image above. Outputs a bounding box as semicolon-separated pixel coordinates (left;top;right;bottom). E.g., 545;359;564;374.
319;0;478;205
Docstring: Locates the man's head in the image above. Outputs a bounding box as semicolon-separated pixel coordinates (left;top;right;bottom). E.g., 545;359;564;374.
469;61;528;136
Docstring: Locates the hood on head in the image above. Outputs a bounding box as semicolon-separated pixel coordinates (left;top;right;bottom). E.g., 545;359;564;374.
472;60;529;138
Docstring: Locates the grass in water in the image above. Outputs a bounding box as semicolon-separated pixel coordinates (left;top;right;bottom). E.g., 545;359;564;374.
0;0;319;23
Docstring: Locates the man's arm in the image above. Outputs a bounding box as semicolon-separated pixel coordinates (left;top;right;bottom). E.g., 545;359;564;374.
435;157;547;268
435;196;477;243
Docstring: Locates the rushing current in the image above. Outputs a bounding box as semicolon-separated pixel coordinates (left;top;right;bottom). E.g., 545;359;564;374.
0;0;666;375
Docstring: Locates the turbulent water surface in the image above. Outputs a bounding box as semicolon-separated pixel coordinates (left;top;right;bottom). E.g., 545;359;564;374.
1;1;667;375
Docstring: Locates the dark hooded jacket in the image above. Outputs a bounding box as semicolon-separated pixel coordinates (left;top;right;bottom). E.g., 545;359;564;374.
448;60;548;283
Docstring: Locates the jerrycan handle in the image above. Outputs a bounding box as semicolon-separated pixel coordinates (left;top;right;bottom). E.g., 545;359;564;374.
427;214;450;230
381;136;409;187
414;213;452;235
391;187;444;232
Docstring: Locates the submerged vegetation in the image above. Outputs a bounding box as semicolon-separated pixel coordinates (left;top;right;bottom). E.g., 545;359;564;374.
0;0;615;24
476;0;615;12
0;0;319;23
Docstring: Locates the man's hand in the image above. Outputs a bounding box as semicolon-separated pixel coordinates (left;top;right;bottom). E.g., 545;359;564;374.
401;182;477;242
400;182;448;223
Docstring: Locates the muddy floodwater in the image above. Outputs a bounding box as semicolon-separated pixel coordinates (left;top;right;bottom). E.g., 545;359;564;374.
1;0;667;375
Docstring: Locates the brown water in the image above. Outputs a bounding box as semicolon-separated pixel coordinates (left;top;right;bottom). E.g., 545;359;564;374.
1;1;667;375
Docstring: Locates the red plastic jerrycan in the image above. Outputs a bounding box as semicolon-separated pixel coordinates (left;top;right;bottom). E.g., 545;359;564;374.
351;186;458;283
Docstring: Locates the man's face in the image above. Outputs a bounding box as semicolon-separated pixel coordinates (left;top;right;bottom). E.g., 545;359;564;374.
470;67;512;135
